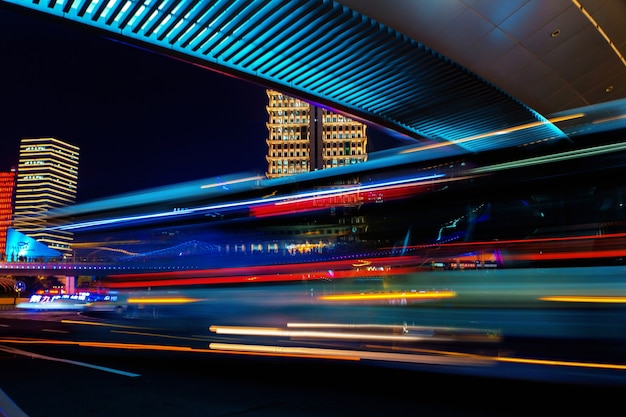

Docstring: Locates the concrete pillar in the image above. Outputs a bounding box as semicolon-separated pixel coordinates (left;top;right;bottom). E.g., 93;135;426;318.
63;276;76;294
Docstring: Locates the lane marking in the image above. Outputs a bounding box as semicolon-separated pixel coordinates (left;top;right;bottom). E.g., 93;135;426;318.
0;344;140;377
0;387;30;417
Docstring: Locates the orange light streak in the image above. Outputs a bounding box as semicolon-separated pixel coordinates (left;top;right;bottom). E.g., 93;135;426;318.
318;291;456;301
539;296;626;304
126;297;204;304
208;343;487;366
400;113;584;154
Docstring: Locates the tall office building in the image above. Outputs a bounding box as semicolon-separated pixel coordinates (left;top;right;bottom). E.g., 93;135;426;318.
0;170;16;260
265;89;367;179
12;137;80;258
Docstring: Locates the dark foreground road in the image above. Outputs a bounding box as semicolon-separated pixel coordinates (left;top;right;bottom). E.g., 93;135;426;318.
1;338;625;417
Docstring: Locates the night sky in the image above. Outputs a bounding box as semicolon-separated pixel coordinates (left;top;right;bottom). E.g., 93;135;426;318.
0;6;403;204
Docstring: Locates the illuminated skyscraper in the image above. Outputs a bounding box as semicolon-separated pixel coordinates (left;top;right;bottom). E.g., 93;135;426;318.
13;137;80;258
265;89;367;178
0;170;16;260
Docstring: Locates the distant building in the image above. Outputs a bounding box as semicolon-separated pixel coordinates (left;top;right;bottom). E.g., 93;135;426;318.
0;170;16;260
265;89;368;178
12;137;80;259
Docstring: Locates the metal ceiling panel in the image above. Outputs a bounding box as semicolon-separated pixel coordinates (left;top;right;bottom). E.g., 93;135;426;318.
339;0;626;130
5;0;623;161
2;0;569;156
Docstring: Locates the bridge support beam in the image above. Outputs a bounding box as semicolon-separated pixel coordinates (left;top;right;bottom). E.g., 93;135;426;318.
62;276;76;294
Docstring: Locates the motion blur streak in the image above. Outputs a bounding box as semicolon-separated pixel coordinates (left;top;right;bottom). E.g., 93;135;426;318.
60;320;154;329
208;344;361;361
199;175;265;189
208;324;497;343
210;326;440;343
318;290;456;301
401;113;585;154
495;356;626;371
125;297;204;304
468;141;626;174
208;343;489;366
0;338;211;353
287;323;500;342
539;296;626;303
110;330;212;342
0;344;140;377
373;345;626;371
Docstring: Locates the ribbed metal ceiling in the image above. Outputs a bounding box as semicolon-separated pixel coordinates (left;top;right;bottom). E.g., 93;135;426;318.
1;0;568;152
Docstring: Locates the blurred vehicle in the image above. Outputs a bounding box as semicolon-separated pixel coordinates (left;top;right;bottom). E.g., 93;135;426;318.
82;292;130;317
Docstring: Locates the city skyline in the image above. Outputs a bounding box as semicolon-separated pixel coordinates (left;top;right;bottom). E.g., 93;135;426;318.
0;6;403;204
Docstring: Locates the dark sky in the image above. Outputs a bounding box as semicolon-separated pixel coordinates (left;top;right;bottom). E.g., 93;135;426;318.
0;6;402;203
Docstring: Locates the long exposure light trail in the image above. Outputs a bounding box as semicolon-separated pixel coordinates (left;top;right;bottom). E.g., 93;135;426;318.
0;343;141;377
318;290;456;302
208;343;482;366
51;172;446;231
400;113;584;154
468;141;626;174
208;325;446;343
125;297;204;304
539;296;626;303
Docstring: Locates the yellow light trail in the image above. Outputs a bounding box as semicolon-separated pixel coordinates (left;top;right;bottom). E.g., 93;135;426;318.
209;343;480;365
126;297;204;304
0;337;210;352
400;113;584;154
61;320;154;330
111;330;211;342
539;296;626;304
2;337;625;372
318;291;456;301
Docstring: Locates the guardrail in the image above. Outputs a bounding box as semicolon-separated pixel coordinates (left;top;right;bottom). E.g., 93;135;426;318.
0;298;27;310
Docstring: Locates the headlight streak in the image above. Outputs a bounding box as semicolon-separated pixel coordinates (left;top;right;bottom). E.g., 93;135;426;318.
208;323;498;344
2;333;625;372
286;323;501;342
209;325;449;343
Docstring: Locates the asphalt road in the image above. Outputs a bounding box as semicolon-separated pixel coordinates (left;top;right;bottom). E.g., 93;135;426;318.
0;309;624;417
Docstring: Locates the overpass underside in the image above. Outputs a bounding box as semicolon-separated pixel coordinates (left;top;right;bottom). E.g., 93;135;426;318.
2;0;567;154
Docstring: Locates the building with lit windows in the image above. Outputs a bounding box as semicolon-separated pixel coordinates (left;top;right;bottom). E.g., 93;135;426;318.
264;90;369;250
12;137;80;259
265;89;367;179
0;170;16;260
